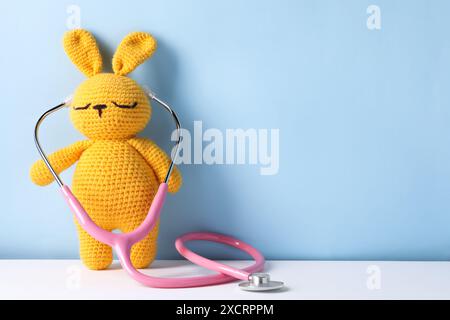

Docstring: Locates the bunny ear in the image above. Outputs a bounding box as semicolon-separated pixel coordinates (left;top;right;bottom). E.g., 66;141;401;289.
63;29;103;77
112;32;157;76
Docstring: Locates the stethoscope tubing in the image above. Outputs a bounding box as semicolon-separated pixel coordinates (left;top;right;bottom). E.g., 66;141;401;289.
61;182;264;288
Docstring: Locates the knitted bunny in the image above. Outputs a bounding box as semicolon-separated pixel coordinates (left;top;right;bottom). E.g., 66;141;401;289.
30;29;182;270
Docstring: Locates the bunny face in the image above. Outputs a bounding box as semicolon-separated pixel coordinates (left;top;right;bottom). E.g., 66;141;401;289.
63;29;157;139
70;74;151;139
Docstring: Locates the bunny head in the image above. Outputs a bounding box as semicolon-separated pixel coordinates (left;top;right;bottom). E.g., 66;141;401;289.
63;29;156;139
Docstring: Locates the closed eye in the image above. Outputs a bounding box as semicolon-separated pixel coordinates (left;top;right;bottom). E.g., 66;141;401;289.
112;101;138;109
73;103;91;110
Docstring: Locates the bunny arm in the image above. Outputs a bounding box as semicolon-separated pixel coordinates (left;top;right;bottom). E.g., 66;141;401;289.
30;140;94;186
127;137;182;193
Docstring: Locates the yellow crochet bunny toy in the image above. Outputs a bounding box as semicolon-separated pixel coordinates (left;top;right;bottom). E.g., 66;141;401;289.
30;29;182;270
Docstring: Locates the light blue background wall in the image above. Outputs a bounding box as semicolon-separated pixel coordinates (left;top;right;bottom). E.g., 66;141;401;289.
1;0;450;260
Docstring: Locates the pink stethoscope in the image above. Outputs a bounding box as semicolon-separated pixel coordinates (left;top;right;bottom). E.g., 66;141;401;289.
34;89;284;291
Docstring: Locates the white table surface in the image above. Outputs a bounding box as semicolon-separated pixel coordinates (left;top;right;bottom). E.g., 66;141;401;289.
0;260;449;300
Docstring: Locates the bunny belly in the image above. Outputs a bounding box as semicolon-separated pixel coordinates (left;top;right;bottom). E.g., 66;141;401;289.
71;140;159;230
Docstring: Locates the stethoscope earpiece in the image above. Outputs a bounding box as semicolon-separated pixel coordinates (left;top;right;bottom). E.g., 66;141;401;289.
64;94;73;105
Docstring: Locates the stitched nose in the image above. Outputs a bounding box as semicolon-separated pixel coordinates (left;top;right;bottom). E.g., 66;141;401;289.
93;104;107;117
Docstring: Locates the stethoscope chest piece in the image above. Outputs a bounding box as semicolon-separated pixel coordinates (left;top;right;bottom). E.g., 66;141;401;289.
238;273;284;292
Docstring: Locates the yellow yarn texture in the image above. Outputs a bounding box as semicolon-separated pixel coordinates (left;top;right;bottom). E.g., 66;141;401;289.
30;29;181;270
113;32;157;76
63;29;103;77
